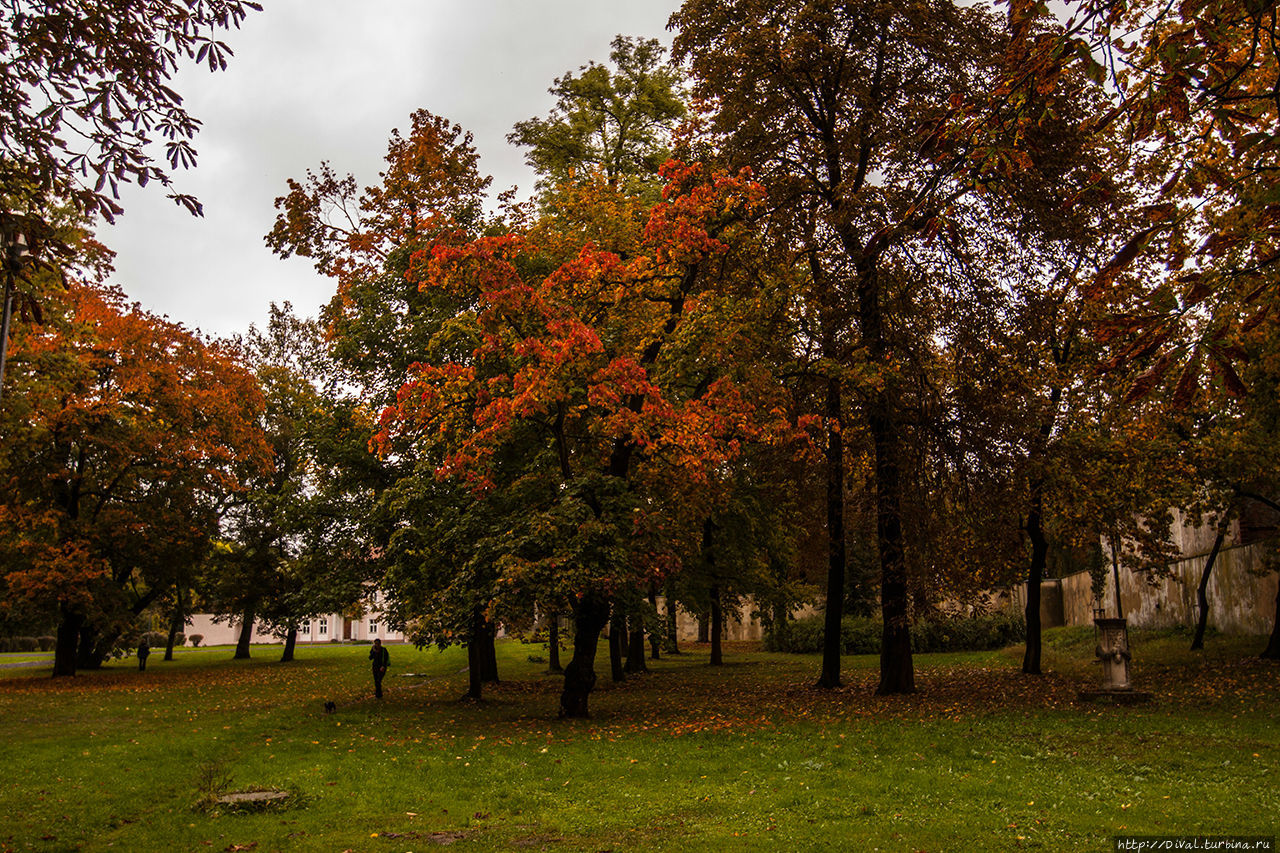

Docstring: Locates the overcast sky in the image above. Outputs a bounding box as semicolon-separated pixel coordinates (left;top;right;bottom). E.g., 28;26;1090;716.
99;0;682;339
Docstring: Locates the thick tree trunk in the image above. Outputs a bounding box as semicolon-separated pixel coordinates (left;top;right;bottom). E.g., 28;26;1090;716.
480;620;499;683
709;585;724;666
866;407;915;696
280;626;298;662
164;619;180;661
1191;531;1225;651
1262;576;1280;660
664;583;681;654
548;614;563;672
625;616;648;673
609;612;626;682
234;611;254;659
858;268;913;696
696;615;709;643
90;629;123;669
560;595;610;718
647;587;661;660
52;606;83;678
466;639;483;700
772;600;791;650
1022;489;1048;675
76;624;100;670
819;375;846;688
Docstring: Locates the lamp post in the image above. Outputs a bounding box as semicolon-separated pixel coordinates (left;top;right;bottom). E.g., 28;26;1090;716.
0;222;29;406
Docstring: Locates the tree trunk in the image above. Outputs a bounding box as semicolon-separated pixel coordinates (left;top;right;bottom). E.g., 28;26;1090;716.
560;595;610;718
234;610;254;659
858;268;914;696
664;583;681;654
164;586;186;662
164;617;180;661
76;623;100;670
280;626;298;662
52;606;83;678
647;587;661;660
1262;575;1280;660
480;620;499;683
1191;531;1225;651
710;584;724;666
625;616;648;673
819;375;846;688
609;611;626;682
1022;488;1048;675
548;614;563;672
90;628;123;668
465;638;483;700
1109;533;1125;620
696;614;709;643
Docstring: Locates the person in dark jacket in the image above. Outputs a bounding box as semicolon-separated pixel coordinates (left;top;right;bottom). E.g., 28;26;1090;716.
369;638;390;698
137;640;150;671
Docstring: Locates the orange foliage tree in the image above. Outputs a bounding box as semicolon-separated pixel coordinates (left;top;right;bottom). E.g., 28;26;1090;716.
375;163;815;716
0;272;268;676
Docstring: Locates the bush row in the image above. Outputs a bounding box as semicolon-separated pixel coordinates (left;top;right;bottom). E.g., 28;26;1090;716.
0;632;214;654
0;636;57;653
764;612;1026;655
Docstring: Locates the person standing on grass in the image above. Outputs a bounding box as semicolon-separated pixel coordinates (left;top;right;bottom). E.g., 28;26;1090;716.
137;639;150;671
369;638;390;698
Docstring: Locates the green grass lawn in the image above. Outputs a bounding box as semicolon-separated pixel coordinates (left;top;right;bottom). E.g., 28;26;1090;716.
0;629;1276;852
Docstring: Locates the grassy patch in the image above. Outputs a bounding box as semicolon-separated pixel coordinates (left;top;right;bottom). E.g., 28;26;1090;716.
0;632;1276;851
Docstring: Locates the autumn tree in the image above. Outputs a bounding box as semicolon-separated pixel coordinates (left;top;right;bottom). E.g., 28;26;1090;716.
377;163;811;716
673;0;1026;694
508;35;686;193
0;0;260;224
0;266;268;676
267;110;506;684
206;303;382;661
267;109;493;408
964;1;1280;404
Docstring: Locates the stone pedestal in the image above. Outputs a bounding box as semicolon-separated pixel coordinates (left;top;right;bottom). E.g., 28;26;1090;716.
1095;617;1131;690
1079;617;1151;703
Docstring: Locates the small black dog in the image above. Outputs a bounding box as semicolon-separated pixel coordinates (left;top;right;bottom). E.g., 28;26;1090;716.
323;701;336;714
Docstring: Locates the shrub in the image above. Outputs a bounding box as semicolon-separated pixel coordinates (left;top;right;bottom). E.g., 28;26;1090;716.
765;612;1025;655
37;636;56;651
13;636;39;652
189;634;204;648
0;637;10;653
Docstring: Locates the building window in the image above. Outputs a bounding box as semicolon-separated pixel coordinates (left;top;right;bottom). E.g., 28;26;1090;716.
302;623;310;635
369;622;378;634
318;621;327;636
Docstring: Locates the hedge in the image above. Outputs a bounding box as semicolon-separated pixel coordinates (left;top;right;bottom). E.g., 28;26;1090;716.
765;612;1026;655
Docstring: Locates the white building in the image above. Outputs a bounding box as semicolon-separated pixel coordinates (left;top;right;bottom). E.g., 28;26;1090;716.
185;599;403;647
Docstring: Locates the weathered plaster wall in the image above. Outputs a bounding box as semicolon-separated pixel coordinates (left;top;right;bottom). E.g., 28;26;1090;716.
1015;542;1277;635
1096;543;1277;634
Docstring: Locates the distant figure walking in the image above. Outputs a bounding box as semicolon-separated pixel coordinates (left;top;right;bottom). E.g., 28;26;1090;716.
137;640;150;671
369;638;390;698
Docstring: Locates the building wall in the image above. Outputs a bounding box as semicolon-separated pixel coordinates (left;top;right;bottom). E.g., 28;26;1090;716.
1097;542;1276;634
184;611;403;647
1014;541;1277;635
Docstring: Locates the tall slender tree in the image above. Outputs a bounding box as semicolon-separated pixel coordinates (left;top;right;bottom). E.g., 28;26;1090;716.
674;0;1010;694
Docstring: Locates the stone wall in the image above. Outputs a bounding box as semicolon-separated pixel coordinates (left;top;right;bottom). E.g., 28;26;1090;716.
1016;541;1277;635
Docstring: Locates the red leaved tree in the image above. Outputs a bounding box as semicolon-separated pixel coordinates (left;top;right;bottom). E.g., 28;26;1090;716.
376;163;815;716
0;276;268;676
